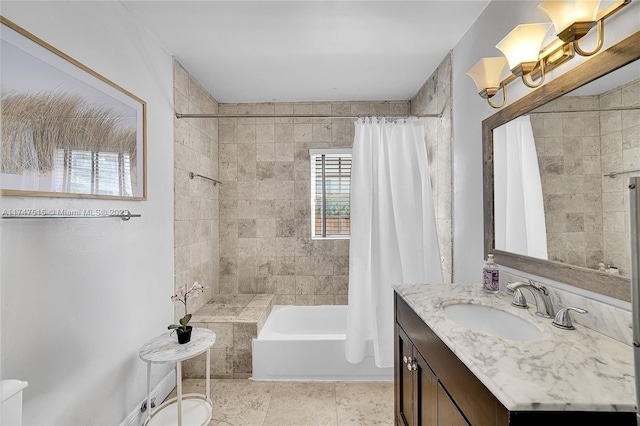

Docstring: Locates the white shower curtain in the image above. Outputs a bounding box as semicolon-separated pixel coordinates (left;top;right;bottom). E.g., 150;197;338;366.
345;117;443;369
493;115;548;259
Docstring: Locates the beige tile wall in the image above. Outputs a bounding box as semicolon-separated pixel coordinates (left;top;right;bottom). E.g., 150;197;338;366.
410;53;453;283
173;60;220;315
217;101;410;304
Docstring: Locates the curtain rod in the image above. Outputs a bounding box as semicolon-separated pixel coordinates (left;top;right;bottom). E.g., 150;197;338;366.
175;112;442;119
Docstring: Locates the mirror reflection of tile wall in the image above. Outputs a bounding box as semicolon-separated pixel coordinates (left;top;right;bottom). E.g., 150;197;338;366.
529;78;640;277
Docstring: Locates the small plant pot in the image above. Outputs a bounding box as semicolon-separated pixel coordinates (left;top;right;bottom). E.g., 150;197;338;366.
176;326;193;344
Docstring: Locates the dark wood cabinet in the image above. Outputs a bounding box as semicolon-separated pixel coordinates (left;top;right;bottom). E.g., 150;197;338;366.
396;325;437;426
418;353;439;425
394;292;635;426
396;325;415;426
437;384;469;426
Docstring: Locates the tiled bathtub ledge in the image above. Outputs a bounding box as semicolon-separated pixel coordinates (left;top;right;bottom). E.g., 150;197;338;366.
183;293;275;379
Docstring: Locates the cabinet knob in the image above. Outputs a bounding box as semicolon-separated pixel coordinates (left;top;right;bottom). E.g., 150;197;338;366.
406;358;418;371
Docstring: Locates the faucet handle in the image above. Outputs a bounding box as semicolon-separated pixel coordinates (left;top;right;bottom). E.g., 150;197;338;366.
528;280;548;293
511;288;529;309
552;307;587;330
506;282;530;309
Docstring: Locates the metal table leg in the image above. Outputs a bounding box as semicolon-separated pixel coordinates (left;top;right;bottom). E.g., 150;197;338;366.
177;361;183;426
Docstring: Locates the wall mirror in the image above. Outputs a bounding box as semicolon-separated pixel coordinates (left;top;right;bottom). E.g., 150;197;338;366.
483;30;640;302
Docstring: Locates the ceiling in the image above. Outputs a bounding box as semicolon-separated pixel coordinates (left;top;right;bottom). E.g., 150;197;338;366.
121;0;490;103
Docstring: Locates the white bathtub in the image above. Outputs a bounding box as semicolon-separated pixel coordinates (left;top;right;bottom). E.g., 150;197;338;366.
251;305;393;381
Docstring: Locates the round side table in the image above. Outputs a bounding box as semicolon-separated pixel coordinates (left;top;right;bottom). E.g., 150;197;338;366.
139;328;216;426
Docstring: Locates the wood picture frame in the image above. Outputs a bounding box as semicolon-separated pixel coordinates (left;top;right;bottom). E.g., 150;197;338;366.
0;16;146;200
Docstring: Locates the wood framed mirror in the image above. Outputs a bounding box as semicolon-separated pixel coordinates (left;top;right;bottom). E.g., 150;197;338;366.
483;30;640;302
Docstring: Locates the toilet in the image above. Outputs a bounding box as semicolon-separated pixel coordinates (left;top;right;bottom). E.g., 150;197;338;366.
1;380;28;426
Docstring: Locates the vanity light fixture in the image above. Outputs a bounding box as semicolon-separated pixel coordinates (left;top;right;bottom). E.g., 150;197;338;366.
538;0;603;55
467;0;631;108
496;23;553;88
466;57;509;108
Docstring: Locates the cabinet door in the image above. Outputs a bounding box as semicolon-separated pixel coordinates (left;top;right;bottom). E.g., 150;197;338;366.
396;325;415;426
437;383;469;426
415;351;437;426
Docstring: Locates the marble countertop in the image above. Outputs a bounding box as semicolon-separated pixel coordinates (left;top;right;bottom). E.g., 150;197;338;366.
139;328;216;363
393;283;636;412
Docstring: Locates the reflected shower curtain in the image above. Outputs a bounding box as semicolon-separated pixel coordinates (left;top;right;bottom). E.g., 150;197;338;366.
345;117;443;368
493;115;548;259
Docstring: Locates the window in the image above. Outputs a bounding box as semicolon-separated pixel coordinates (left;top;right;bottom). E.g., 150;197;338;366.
310;148;352;239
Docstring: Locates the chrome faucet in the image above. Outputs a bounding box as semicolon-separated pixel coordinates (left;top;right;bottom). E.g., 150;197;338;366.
506;280;555;318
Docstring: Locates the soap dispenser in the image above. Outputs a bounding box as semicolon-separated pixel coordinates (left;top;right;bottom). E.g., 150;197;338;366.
482;254;499;294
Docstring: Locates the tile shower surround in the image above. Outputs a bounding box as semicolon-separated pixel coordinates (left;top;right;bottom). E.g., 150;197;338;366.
217;101;412;306
174;55;452;310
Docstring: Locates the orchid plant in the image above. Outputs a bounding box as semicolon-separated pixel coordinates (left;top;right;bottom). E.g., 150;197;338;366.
169;281;205;332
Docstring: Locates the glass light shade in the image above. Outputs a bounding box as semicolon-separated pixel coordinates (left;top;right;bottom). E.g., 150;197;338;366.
496;23;553;72
467;57;508;94
538;0;601;34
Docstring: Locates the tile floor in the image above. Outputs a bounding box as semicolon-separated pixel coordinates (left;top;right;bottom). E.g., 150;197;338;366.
166;378;395;426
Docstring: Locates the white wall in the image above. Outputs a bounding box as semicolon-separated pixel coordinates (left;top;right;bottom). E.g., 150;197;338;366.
0;2;175;425
451;0;640;283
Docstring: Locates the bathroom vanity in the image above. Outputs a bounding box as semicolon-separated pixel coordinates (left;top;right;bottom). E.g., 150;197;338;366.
394;284;636;426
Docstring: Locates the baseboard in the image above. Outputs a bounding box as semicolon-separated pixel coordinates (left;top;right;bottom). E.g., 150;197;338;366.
119;369;176;426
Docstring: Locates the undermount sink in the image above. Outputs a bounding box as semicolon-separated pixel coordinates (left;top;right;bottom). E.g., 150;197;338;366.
443;303;544;341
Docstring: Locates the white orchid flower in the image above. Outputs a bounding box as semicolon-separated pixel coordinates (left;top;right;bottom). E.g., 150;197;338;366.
169;281;207;332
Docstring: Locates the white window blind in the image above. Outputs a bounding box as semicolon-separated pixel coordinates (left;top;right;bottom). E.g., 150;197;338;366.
310;149;352;239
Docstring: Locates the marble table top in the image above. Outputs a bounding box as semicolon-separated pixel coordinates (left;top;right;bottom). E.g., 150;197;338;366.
393;283;636;412
139;328;216;363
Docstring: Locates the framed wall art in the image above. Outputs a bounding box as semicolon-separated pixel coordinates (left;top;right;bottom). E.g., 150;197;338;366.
0;16;146;200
